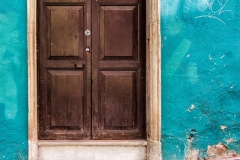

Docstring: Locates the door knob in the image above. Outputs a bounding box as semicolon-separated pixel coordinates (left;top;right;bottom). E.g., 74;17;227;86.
86;48;90;52
85;30;91;36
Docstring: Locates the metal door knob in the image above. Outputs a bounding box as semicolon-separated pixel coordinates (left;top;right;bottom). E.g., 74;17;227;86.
86;48;90;52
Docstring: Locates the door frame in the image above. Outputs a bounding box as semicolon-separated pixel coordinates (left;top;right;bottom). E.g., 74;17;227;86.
27;0;161;159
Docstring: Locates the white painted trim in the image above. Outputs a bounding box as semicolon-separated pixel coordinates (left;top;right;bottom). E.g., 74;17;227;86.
27;0;161;159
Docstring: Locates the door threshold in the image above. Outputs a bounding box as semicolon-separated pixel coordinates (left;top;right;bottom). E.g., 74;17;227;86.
38;140;147;160
38;140;148;147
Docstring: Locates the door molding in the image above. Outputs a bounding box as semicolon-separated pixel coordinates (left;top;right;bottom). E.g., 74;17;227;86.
27;0;161;159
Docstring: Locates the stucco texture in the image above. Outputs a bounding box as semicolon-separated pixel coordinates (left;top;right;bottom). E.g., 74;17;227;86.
0;0;28;159
161;0;240;159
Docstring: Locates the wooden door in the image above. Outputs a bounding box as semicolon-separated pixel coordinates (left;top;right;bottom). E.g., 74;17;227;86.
38;0;145;140
92;0;146;139
38;0;91;140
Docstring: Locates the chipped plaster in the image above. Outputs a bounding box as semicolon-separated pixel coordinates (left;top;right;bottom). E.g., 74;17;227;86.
161;0;240;159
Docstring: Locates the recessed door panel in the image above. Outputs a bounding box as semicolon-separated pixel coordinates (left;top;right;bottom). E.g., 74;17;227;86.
48;70;83;128
100;6;138;60
100;71;137;129
48;6;84;59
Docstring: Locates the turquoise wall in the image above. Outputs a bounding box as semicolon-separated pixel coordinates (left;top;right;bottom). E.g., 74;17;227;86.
161;0;240;159
0;0;28;159
1;0;240;159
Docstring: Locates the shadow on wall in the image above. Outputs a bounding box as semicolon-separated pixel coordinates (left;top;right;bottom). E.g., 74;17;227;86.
161;0;240;159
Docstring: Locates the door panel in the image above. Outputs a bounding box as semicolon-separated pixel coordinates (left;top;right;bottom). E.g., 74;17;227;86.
99;6;138;60
48;70;83;127
38;0;91;140
100;71;137;129
92;0;145;139
48;6;84;58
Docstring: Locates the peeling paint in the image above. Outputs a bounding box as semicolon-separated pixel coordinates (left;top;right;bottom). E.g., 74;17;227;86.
221;126;228;131
185;142;240;160
207;142;228;158
188;104;196;112
186;149;199;160
162;0;240;159
224;138;234;145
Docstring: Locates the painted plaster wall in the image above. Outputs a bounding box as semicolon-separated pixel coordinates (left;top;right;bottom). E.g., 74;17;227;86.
0;0;28;159
161;0;240;159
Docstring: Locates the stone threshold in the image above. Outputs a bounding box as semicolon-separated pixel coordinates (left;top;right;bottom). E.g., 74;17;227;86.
38;140;148;147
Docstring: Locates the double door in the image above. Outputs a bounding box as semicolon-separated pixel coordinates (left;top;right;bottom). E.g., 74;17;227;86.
38;0;145;140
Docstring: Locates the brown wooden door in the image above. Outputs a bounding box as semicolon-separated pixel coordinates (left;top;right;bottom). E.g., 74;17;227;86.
38;0;91;140
92;0;146;139
38;0;145;140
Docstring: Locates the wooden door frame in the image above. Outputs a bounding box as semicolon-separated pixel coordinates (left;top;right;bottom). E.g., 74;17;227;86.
27;0;161;159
